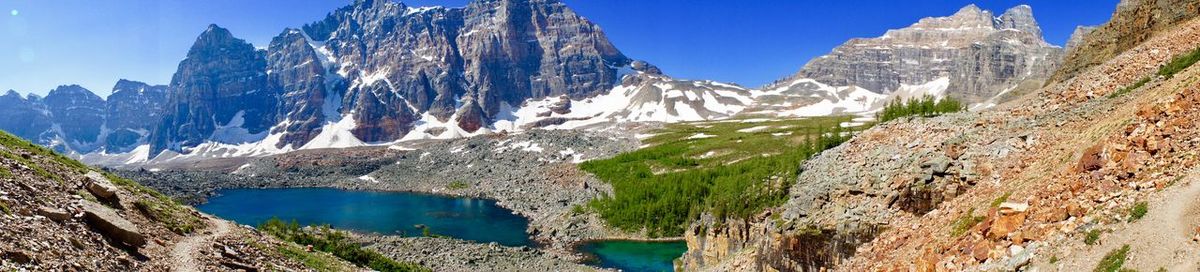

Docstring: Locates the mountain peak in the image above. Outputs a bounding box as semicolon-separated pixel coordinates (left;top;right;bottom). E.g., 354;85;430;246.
953;4;985;16
997;4;1043;37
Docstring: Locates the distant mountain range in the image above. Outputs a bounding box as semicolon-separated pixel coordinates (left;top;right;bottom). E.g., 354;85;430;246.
0;0;1067;164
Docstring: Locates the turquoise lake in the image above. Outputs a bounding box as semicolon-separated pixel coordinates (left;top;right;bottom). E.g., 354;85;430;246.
580;240;688;272
196;187;532;246
197;187;686;270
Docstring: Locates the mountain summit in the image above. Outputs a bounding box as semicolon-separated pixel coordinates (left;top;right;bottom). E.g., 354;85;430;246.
779;4;1062;106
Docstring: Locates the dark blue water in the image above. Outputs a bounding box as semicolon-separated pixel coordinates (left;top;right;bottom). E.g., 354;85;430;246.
196;187;532;247
580;240;688;272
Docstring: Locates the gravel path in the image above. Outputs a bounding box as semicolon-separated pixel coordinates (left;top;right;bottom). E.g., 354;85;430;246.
1055;168;1200;271
169;214;233;272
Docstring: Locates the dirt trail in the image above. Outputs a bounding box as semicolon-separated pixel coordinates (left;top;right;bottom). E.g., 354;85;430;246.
169;214;233;272
1054;168;1200;271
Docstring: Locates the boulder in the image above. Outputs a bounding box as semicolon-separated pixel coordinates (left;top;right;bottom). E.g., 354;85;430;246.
36;206;71;222
1076;144;1104;172
85;172;120;201
923;156;953;175
81;201;145;247
988;202;1028;240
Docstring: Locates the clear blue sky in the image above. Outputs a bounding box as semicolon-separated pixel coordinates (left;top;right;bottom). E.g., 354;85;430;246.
2;0;1118;97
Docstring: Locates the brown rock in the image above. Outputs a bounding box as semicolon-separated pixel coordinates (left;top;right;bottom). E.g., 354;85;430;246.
36;206;71;222
1;250;32;264
971;240;993;262
1077;144;1104;172
1067;202;1086;218
988;202;1028;240
81;201;146;247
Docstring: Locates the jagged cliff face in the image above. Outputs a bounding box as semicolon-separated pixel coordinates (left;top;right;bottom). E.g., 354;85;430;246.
105;80;169;153
149;25;275;154
784;5;1062;104
1050;0;1200;83
296;0;630;142
42;85;107;152
0;82;168;155
134;0;630;154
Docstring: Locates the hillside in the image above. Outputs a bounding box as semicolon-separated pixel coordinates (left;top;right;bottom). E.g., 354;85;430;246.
681;1;1200;271
0;131;373;271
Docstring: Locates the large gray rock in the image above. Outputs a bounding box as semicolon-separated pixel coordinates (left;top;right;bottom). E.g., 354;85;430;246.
84;172;120;201
81;201;146;247
779;4;1063;104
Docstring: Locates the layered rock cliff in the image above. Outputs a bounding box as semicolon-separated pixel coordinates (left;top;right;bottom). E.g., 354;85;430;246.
149;25;275;154
780;5;1063;105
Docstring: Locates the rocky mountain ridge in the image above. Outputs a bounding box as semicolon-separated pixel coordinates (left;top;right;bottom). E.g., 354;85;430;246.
5;1;1066;166
0;81;168;155
779;4;1063;107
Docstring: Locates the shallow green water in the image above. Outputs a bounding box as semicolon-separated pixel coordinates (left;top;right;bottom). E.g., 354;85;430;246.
579;240;688;272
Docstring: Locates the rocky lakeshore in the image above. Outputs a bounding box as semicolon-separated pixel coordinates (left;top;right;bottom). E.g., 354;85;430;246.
116;128;671;265
357;234;612;272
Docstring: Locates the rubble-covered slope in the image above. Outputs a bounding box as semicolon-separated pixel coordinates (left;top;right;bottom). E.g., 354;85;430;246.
681;4;1200;271
0;131;364;271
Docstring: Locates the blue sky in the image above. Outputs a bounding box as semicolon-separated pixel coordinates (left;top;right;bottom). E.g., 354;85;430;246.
2;0;1117;97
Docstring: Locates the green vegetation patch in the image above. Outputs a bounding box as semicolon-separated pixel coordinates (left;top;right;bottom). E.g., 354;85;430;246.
1159;46;1200;79
1128;201;1148;222
260;218;429;272
134;199;203;235
1085;229;1102;245
950;208;986;237
990;191;1012;208
1107;77;1150;99
581;116;858;237
0;131;90;173
447;181;469;190
875;95;964;123
1093;244;1131;272
0;200;11;215
0;148;62;183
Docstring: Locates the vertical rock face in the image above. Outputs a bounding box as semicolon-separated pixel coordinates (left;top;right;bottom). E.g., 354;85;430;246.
266;29;339;148
43;85;106;152
0;91;55;145
149;25;274;154
1050;0;1200;83
784;5;1062;104
298;0;630;142
104;80;168;153
1065;26;1098;52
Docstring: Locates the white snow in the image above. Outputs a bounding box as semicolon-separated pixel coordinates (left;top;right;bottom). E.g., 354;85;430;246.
299;114;366;150
358;175;379;183
736;126;771;133
686;133;716;140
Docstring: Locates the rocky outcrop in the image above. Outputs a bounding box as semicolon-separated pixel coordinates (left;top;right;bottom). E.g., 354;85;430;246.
149;24;275;155
81;201;146;247
781;5;1062;104
1064;26;1097;52
1050;0;1200;83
